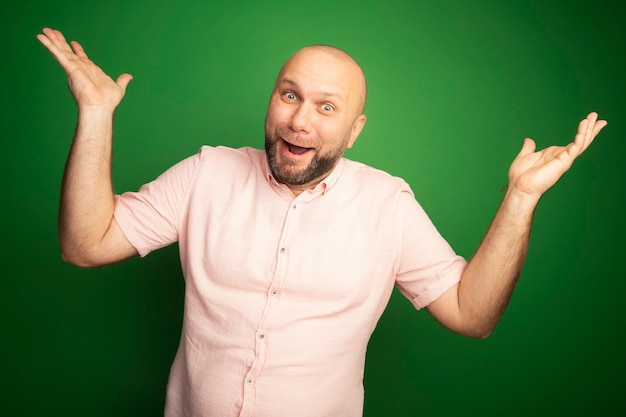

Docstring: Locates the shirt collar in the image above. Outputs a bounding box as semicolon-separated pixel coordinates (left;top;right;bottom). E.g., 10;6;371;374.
262;153;345;198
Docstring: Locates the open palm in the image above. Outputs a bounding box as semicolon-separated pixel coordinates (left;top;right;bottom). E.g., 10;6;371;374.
37;28;132;110
508;112;607;200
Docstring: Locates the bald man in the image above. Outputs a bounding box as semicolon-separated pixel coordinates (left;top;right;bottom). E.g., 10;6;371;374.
264;45;367;193
37;28;606;417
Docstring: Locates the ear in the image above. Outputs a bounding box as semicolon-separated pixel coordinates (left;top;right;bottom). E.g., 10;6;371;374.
347;114;367;148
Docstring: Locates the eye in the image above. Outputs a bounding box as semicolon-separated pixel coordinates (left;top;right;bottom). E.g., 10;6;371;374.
321;103;334;112
283;91;298;101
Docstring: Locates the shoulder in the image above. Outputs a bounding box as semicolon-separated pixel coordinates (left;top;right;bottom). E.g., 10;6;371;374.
193;145;266;175
197;145;264;164
339;158;414;197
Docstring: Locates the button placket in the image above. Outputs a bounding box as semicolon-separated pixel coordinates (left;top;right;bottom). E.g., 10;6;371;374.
241;198;304;416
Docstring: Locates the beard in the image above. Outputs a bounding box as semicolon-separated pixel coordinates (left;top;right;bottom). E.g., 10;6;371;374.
264;129;347;187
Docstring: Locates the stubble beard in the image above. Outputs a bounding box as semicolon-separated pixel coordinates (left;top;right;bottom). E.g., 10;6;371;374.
264;129;346;187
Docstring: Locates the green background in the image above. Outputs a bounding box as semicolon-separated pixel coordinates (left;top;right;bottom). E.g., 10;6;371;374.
2;0;624;416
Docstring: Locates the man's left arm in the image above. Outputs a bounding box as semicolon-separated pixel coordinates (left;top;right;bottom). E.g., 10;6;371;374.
427;112;607;338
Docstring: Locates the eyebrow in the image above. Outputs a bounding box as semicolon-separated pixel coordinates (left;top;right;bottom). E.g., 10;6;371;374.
279;78;345;102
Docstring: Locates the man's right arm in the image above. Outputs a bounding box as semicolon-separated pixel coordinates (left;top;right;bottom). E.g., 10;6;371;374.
38;28;137;267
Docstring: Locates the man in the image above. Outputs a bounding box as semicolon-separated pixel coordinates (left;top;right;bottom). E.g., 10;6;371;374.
37;27;606;417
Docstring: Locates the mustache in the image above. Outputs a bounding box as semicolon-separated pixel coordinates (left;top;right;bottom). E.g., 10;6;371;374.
276;128;300;143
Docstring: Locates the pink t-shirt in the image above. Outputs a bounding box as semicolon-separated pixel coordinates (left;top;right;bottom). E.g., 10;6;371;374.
114;146;466;417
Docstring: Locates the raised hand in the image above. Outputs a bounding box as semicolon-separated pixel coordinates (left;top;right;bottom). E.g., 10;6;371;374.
37;28;132;111
428;112;607;337
508;112;607;201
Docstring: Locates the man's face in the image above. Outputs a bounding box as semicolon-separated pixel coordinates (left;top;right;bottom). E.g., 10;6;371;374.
264;47;366;194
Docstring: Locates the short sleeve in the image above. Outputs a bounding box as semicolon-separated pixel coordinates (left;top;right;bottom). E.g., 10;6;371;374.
113;149;202;257
395;190;466;309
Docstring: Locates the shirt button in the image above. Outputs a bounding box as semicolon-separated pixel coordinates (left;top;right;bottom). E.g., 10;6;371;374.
280;247;286;253
271;290;278;296
259;333;265;340
292;204;297;209
247;378;254;385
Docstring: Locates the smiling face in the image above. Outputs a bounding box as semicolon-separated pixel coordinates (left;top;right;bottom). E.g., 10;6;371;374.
264;46;367;195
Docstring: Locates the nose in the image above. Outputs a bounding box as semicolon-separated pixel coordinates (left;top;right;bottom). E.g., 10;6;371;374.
289;103;312;133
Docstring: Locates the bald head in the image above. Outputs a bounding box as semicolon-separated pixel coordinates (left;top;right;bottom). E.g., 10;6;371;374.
275;45;367;116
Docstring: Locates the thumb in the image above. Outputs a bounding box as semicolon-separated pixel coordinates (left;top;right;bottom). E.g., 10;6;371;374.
116;73;133;91
517;137;536;157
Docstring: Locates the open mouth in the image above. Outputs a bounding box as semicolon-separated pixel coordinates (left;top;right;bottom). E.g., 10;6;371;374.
284;139;314;156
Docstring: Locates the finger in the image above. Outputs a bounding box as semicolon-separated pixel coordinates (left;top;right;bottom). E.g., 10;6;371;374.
570;113;606;157
37;28;74;65
45;28;66;43
70;40;89;59
41;27;61;44
582;112;607;149
36;32;53;49
46;28;73;54
592;119;608;137
582;119;608;153
116;73;134;91
573;118;590;155
37;31;67;64
565;141;582;160
575;117;588;140
584;112;598;144
37;28;59;51
517;137;536;157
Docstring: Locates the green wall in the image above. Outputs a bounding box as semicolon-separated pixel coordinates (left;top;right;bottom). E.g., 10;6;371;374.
2;1;624;416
